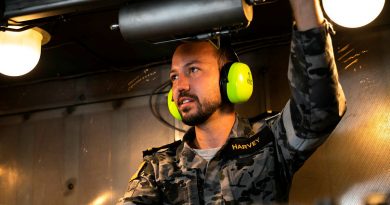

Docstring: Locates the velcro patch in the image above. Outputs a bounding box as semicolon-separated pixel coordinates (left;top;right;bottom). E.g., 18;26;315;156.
226;126;273;156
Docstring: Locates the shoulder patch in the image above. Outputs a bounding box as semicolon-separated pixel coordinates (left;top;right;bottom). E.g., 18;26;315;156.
142;140;182;157
130;161;146;181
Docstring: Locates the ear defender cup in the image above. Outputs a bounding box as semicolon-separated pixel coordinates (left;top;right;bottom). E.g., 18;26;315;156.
167;89;182;120
220;62;253;104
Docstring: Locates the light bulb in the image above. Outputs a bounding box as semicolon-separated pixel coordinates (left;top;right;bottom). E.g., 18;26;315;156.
0;28;49;77
322;0;385;28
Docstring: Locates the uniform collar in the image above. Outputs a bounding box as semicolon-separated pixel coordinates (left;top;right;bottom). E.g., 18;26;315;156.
176;115;262;165
181;114;254;144
228;115;255;139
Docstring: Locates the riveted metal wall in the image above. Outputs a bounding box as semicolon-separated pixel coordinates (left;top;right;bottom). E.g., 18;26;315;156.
0;65;178;205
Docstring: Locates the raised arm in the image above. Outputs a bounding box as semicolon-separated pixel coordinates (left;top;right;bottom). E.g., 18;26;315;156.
270;0;347;172
290;0;324;31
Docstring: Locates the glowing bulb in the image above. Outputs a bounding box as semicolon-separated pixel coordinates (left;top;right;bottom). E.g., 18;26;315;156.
0;28;50;77
322;0;385;28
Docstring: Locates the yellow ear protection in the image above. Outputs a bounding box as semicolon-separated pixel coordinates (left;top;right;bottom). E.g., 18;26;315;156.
167;62;253;120
167;89;182;120
220;62;253;104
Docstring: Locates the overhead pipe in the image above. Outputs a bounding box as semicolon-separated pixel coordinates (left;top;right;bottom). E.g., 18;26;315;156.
118;0;253;42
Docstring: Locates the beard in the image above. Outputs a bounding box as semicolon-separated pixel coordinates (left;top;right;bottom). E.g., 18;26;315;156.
179;92;221;126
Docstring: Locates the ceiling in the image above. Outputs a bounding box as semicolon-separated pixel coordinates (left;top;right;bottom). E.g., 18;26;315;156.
1;0;389;87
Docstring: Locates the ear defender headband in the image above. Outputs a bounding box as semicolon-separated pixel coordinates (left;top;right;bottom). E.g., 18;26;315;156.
167;62;253;120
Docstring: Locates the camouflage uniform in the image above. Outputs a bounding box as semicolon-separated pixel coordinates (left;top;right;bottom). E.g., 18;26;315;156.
118;21;346;205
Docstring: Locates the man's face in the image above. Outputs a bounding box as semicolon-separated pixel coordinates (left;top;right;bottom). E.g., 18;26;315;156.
170;41;222;126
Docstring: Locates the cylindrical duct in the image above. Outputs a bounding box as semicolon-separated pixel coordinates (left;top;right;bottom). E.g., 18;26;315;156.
118;0;253;41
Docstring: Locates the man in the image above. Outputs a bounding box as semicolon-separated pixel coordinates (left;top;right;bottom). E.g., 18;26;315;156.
119;0;346;204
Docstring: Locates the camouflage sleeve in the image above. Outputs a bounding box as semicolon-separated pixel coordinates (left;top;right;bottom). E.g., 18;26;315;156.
272;20;347;170
117;158;161;205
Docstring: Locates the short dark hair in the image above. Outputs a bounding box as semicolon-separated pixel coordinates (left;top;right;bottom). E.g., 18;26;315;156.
215;35;239;68
217;44;239;68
